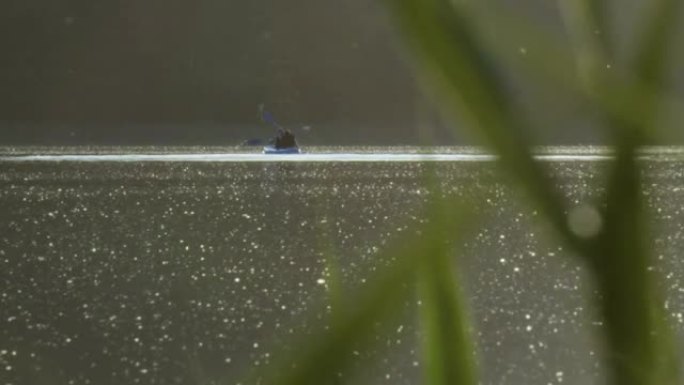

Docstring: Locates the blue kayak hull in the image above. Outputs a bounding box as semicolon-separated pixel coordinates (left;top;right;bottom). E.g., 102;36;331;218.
263;146;301;154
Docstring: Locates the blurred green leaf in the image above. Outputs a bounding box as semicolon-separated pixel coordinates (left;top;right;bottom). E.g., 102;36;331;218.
633;0;681;90
576;0;680;140
590;2;682;377
560;0;680;382
465;3;684;142
256;198;474;385
588;134;677;385
385;0;577;249
417;200;477;385
557;0;610;90
628;0;682;136
384;2;682;385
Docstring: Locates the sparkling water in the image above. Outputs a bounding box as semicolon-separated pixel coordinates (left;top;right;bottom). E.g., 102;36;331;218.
1;146;684;385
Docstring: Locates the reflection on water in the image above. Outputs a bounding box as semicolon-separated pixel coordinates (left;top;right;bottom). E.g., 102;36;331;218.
1;147;684;385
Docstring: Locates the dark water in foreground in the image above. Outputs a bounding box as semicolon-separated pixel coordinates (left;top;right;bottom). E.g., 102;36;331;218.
2;146;684;385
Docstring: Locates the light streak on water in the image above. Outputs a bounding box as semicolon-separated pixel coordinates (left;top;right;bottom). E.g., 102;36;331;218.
0;153;614;162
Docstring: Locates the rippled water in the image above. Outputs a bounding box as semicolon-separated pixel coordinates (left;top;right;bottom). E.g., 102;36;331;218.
2;146;684;385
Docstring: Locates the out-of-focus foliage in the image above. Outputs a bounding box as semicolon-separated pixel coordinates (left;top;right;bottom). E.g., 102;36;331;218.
258;1;682;384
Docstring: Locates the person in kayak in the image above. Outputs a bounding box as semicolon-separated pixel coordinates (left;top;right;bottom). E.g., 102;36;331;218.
280;129;297;148
273;128;297;149
260;106;299;149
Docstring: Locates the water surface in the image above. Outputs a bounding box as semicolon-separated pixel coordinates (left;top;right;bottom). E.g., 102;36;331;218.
2;146;684;385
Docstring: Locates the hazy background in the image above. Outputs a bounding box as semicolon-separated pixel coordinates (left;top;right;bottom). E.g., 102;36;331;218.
1;0;683;145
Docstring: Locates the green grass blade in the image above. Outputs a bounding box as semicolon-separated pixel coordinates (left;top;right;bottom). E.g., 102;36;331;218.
628;0;682;136
557;0;676;139
586;14;682;382
591;11;682;378
633;0;681;90
255;200;474;385
589;134;677;385
417;201;477;385
463;4;684;142
385;0;576;248
267;265;411;385
557;0;610;88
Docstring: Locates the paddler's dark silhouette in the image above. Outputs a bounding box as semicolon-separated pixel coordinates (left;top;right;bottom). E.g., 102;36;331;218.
260;106;298;149
274;128;297;149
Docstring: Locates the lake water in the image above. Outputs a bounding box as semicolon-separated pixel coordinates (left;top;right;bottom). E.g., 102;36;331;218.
2;146;684;385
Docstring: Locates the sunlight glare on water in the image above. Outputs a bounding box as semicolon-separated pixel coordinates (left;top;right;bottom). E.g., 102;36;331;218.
2;146;684;385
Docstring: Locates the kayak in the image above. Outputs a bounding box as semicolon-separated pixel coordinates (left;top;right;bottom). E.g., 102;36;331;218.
263;146;301;154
